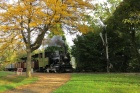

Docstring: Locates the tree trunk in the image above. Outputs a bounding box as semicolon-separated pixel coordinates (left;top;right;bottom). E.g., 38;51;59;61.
131;25;140;65
26;22;32;78
26;47;32;78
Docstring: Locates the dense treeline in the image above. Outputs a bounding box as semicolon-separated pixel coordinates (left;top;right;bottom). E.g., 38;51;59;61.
71;32;106;72
71;0;140;72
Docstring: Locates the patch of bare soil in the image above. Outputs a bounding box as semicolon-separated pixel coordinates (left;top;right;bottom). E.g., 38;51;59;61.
3;73;71;93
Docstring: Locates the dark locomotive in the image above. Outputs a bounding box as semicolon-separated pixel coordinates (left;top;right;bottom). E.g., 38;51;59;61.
45;51;72;73
5;50;73;73
5;36;73;73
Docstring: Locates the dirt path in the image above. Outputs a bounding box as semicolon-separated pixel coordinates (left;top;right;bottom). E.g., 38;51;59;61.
3;73;71;93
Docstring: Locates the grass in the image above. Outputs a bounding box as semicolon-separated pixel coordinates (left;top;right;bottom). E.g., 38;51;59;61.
53;73;140;93
0;71;38;92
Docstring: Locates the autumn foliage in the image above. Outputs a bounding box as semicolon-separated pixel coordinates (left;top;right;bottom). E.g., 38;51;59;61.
0;0;93;77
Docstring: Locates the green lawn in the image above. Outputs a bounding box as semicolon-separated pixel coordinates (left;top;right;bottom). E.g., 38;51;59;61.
53;73;140;93
0;71;38;92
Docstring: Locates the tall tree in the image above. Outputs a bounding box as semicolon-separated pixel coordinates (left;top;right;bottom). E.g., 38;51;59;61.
0;0;93;77
71;32;106;72
106;0;140;71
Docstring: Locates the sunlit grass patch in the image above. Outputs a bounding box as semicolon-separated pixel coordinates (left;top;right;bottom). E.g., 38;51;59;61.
0;71;38;92
53;73;140;93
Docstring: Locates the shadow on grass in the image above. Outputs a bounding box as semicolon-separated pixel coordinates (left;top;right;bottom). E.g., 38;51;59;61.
0;76;25;92
9;89;39;93
108;88;125;93
1;85;39;93
0;76;38;93
0;75;25;83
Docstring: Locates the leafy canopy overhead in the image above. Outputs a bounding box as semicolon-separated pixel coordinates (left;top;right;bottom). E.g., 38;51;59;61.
0;0;93;52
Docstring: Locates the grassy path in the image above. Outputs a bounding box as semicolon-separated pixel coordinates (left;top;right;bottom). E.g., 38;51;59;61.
1;72;140;93
3;73;71;93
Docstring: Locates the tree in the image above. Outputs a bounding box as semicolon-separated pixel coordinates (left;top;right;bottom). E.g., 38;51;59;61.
80;0;123;72
0;0;93;77
71;32;106;72
71;0;140;72
87;0;122;27
105;0;140;71
0;28;25;69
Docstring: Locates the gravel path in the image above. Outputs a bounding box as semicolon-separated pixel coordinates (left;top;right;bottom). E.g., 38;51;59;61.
3;73;71;93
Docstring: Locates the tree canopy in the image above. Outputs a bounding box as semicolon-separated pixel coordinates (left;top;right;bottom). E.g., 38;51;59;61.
71;0;140;72
0;0;93;77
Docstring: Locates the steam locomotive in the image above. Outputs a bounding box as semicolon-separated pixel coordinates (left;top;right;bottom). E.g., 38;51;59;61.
5;36;73;72
5;50;73;73
45;51;73;73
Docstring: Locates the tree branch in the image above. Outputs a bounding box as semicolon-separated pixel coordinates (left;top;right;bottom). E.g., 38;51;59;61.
30;25;49;52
